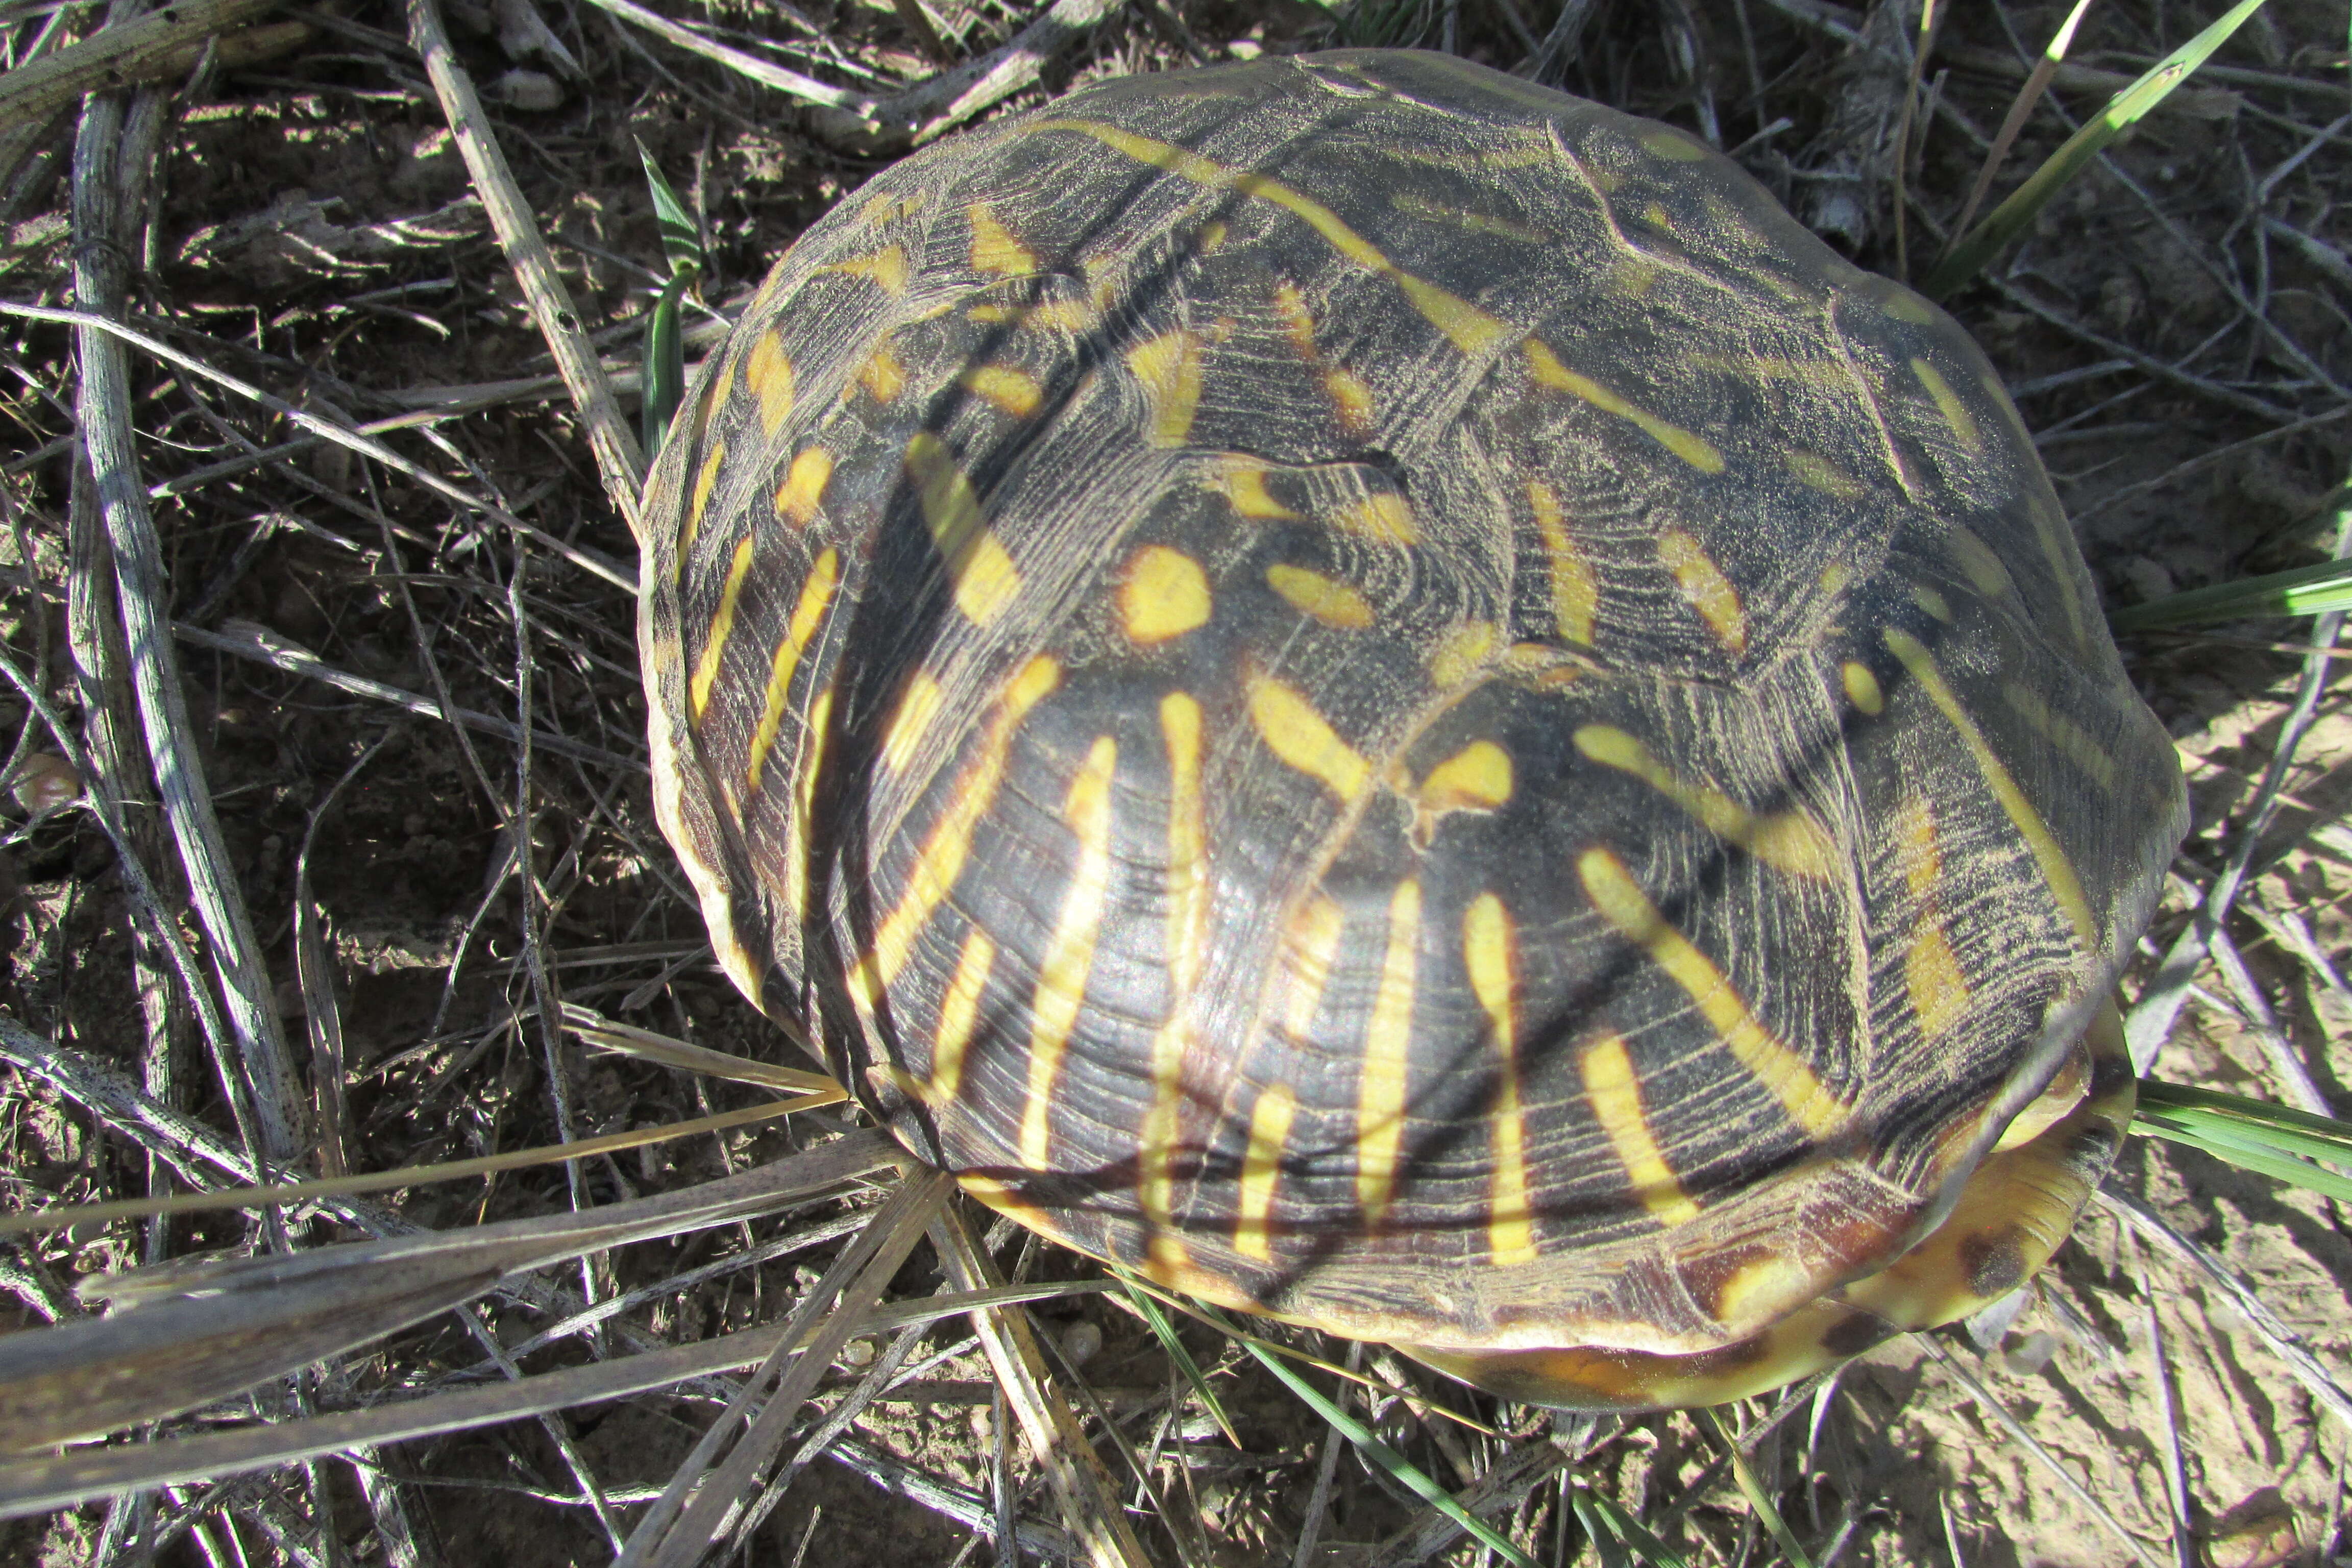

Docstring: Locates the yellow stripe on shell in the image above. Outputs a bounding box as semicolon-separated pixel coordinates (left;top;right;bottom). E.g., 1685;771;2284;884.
851;655;1061;1003
1335;493;1418;545
1907;921;1970;1038
1143;692;1207;1270
690;534;757;723
781;683;832;924
880;671;943;775
1419;741;1512;816
1573;726;1836;880
1577;1033;1700;1228
1577;847;1848;1138
1125;329;1205;449
1526;479;1599;646
774;447;833;527
1266;563;1373;629
855;341;906;402
1525;340;1724;473
2002;680;2119;792
967;205;1037;276
1021;734;1118;1169
1210;457;1299;520
1032;119;1513;357
926;928;995;1104
1463;894;1535;1265
1882;629;2096;949
903;433;1022;626
823;244;910;295
1278;894;1345;1038
1234;1085;1295;1262
742;333;795;436
1247;676;1370;801
960;363;1044;418
744;548;841;795
1909;358;1983;453
1356;877;1422;1224
1428;622;1497;688
1947;525;2014;597
1655;526;1748;655
685;440;727;552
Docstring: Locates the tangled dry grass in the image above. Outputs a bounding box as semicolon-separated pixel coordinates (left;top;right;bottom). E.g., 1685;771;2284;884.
0;0;2347;1564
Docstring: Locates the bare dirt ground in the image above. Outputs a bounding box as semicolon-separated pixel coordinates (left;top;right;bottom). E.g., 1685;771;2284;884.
0;0;2348;1564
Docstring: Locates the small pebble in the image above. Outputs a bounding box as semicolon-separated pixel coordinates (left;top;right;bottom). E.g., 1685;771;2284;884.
9;753;80;816
2000;1329;2061;1377
840;1337;877;1369
1061;1318;1102;1367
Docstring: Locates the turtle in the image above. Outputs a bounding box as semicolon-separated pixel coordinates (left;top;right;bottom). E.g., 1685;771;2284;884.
635;47;2186;1410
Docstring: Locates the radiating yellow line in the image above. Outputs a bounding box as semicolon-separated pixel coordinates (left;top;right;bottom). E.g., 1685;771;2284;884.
1356;878;1421;1223
880;671;943;775
1525;341;1724;473
1142;693;1206;1269
1463;893;1535;1264
1573;726;1836;880
961;362;1043;418
904;433;1022;625
1909;358;1982;453
1021;735;1119;1170
1577;848;1847;1138
690;535;758;722
1882;629;2095;948
1034;119;1512;357
1278;895;1345;1039
743;332;795;437
1126;330;1205;448
1234;1085;1295;1262
1526;478;1597;646
774;447;833;526
1247;676;1368;801
743;549;842;794
968;205;1037;276
781;683;832;924
853;656;1060;1003
1267;564;1373;629
1578;1034;1700;1228
1656;526;1748;654
929;929;995;1103
682;439;726;554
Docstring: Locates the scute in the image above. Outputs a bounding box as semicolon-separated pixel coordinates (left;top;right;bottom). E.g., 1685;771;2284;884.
638;49;2186;1408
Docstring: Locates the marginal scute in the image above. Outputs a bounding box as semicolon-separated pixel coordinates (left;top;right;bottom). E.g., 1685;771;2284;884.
637;50;2186;1416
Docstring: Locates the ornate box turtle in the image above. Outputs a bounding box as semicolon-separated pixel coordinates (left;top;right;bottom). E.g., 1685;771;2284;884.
638;50;2186;1409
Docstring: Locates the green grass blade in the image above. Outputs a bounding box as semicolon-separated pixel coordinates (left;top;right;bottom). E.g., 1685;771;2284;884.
1205;1308;1538;1567
1922;0;2273;298
2107;556;2352;630
636;138;706;280
1576;1488;1694;1568
2133;1081;2352;1200
1110;1270;1239;1446
1699;1408;1814;1568
641;270;692;459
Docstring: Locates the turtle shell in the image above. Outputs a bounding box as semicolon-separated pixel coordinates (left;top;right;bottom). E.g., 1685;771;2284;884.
638;49;2185;1402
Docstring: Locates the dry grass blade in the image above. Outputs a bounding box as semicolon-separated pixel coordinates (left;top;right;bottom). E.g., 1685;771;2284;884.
563;1001;831;1086
580;0;881;113
807;0;1132;150
0;0;276;138
1944;0;2095;245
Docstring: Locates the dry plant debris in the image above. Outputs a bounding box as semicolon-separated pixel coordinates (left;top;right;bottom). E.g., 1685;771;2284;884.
0;1;2347;1564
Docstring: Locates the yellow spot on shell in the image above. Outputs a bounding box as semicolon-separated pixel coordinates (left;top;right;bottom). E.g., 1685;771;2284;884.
1463;894;1535;1265
1574;725;1836;880
1713;1254;1817;1329
851;656;1061;1000
1336;492;1418;545
1247;677;1369;801
927;929;995;1104
1910;358;1983;453
1021;734;1118;1169
1895;795;1944;900
1949;525;2014;597
1119;545;1211;644
745;548;842;794
880;671;943;775
904;433;1021;626
1234;1085;1295;1261
1910;585;1954;622
968;205;1037;276
825;244;909;295
960;362;1043;417
1579;1034;1701;1228
1640;129;1709;161
1126;329;1205;448
690;535;757;723
1820;562;1855;597
1907;922;1970;1038
1267;563;1373;629
743;333;795;436
1577;847;1848;1139
774;447;833;526
1278;895;1344;1038
1642;201;1673;228
856;341;906;402
1882;629;2096;949
1419;740;1512;815
1211;458;1299;520
1882;288;1935;324
1607;256;1658;297
1527;479;1598;646
1842;662;1883;714
1356;877;1420;1224
1324;368;1375;435
1656;526;1749;655
1195;221;1228;253
1429;622;1497;688
1272;281;1317;356
1786;451;1863;500
1526;341;1724;473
